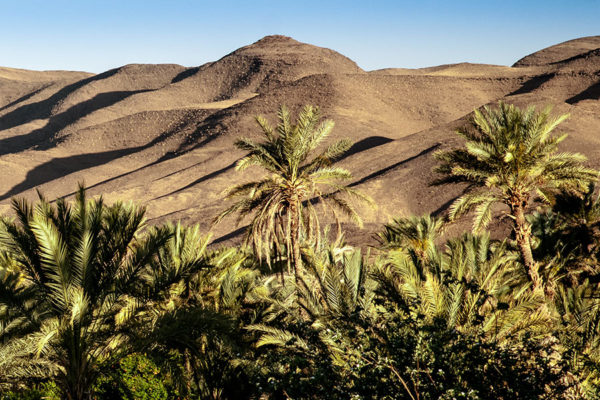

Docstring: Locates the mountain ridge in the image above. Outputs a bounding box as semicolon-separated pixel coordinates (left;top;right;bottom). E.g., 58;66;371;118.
1;35;599;246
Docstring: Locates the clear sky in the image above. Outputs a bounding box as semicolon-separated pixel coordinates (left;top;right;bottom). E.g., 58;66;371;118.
1;0;599;73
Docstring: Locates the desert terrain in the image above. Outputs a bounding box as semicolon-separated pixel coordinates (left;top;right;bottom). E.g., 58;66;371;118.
1;35;599;245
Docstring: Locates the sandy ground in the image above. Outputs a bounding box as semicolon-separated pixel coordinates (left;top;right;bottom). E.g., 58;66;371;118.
0;35;599;246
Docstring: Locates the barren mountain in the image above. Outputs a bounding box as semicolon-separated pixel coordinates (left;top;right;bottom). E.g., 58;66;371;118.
1;35;599;245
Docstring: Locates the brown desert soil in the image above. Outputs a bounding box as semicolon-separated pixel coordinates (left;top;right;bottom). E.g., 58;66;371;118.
1;35;599;247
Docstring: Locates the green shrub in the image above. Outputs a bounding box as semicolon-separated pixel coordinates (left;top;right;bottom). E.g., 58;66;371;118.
94;354;168;400
0;382;59;400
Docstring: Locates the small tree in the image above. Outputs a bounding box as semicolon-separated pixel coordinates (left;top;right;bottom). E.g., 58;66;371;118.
434;102;597;291
378;214;445;265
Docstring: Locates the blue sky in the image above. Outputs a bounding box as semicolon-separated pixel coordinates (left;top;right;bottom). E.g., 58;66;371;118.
1;0;599;72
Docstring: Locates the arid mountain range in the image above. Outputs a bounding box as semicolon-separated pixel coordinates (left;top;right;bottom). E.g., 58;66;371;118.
1;35;599;245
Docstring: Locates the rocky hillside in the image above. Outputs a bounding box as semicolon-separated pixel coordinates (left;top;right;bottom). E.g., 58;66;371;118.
1;35;599;245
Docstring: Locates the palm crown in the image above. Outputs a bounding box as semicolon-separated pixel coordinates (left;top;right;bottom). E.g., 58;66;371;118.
435;102;598;290
215;104;371;280
379;214;445;265
0;187;171;399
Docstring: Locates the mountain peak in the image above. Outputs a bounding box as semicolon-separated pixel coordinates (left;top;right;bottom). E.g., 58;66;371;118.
229;35;361;73
252;35;299;46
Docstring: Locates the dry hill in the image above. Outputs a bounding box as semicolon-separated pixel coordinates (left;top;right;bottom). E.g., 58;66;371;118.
1;35;599;245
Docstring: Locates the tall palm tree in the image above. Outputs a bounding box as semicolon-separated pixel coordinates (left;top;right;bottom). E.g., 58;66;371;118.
214;105;371;282
0;187;171;400
434;102;598;290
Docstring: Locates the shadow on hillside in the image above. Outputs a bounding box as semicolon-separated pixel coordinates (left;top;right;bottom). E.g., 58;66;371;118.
431;183;475;216
153;161;238;200
0;120;190;201
0;69;117;132
53;127;223;201
0;68;233;199
55;104;252;199
550;48;600;65
154;135;394;200
349;143;440;187
49;90;152;134
566;81;600;104
0;84;52;113
0;89;152;156
212;225;247;245
171;67;201;84
508;73;555;96
340;136;393;161
1;149;142;201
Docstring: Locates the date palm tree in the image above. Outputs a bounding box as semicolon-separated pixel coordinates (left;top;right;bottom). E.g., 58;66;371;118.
374;233;547;340
214;105;371;282
247;245;377;375
434;102;598;291
0;187;171;399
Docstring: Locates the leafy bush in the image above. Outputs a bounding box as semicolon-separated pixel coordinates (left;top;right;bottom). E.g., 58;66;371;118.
94;354;169;400
0;382;59;400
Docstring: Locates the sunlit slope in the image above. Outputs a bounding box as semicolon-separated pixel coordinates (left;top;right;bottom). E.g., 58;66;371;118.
0;35;599;245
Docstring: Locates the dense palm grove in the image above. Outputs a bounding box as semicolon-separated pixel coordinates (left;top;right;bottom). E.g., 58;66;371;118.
2;103;600;399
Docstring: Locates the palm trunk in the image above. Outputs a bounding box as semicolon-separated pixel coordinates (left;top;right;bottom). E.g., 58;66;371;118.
289;197;302;284
185;349;193;397
512;202;541;291
65;378;90;400
190;354;203;399
65;335;91;400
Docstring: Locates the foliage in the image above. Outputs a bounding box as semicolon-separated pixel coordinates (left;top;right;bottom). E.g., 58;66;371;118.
247;244;377;399
375;232;549;339
0;382;59;400
214;104;372;281
4;103;600;399
434;102;598;290
135;224;254;400
0;186;174;399
349;317;575;400
94;354;169;400
246;233;575;399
